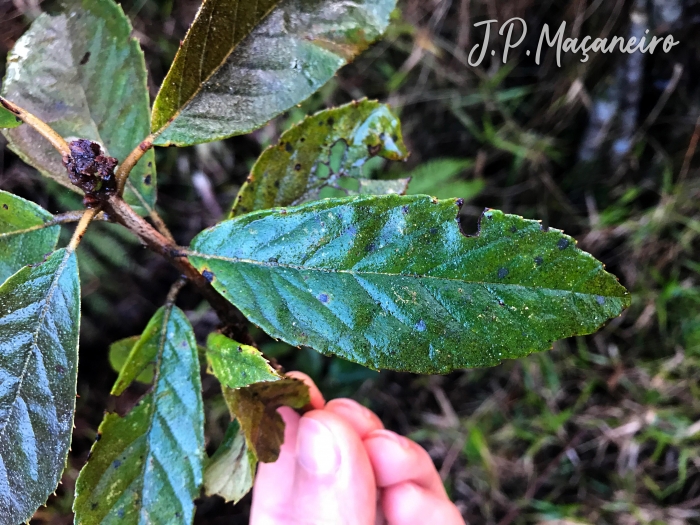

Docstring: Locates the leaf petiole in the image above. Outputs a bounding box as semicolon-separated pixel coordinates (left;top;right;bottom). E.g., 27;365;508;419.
67;208;100;251
0;96;70;158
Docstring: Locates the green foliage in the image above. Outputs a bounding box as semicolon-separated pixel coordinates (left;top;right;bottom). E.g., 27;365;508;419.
0;0;156;214
73;305;204;524
150;0;397;146
405;158;484;201
207;333;280;389
0;105;20;128
204;420;257;504
0;249;80;525
0;190;60;283
107;336;154;385
190;194;630;373
232;100;408;216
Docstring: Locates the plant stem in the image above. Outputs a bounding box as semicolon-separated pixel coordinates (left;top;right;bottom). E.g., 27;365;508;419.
166;277;188;306
115;134;154;194
68;208;100;251
104;195;254;345
0;96;70;157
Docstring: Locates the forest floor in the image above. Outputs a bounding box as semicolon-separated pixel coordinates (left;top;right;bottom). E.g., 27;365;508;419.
2;0;700;523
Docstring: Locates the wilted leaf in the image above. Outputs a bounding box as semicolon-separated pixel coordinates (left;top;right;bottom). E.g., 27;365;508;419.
0;190;60;284
0;248;80;524
151;0;396;146
107;336;154;385
223;379;309;463
74;306;204;524
0;104;20;129
406;158;484;201
207;333;280;389
232;100;408;216
204;420;257;504
1;0;156;214
190;195;631;374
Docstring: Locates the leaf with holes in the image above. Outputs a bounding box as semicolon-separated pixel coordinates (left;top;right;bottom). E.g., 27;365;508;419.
190;194;631;374
0;248;80;524
204;420;257;504
1;0;156;214
0;191;60;284
231;100;408;216
223;378;309;463
73;305;204;524
151;0;396;146
0;104;20;129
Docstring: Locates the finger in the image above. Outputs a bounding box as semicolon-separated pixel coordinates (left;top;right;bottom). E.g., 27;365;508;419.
286;370;325;409
249;407;300;519
382;482;465;525
325;398;384;439
364;429;446;497
291;410;377;523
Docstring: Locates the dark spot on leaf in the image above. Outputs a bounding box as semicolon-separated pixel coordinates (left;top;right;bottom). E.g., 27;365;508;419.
2;204;7;210
238;346;243;353
596;295;605;305
366;243;376;252
144;174;152;185
112;459;121;468
430;227;439;235
202;270;214;283
456;198;464;207
274;180;280;188
368;143;381;156
95;432;101;441
392;134;398;141
318;293;329;303
79;52;90;65
147;161;152;167
415;319;427;332
327;117;335;126
557;238;570;250
91;502;98;510
285;142;293;153
540;224;550;232
118;509;125;518
498;299;505;306
55;364;66;374
402;205;409;214
510;226;517;233
268;257;278;264
300;137;305;142
534;256;544;266
15;116;21;122
498;268;509;279
295;164;302;171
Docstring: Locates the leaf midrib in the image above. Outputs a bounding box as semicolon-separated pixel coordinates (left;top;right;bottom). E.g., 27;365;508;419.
188;251;626;298
0;248;73;441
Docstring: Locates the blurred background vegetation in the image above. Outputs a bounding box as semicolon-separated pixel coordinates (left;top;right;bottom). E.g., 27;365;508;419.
2;0;700;523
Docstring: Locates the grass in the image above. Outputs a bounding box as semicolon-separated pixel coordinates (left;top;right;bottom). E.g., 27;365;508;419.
1;0;699;523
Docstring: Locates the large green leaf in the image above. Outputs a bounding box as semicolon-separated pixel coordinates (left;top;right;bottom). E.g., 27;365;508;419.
204;420;257;504
151;0;396;146
73;305;204;524
1;0;156;214
0;104;20;129
0;190;60;284
0;248;80;524
189;195;631;374
231;100;408;217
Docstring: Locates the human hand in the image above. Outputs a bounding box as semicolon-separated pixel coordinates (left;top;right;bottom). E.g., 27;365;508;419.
250;372;465;525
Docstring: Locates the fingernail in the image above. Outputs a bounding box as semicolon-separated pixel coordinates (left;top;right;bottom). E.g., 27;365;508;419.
331;399;372;419
296;418;341;475
368;429;410;448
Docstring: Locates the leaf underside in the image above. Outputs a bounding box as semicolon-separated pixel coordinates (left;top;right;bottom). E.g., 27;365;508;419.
190;195;631;374
151;0;396;146
0;190;60;284
231;100;409;217
0;249;80;525
1;0;156;214
73;306;204;524
204;419;257;504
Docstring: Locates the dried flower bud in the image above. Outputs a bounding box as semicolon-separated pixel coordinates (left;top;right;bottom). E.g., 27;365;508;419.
63;139;118;207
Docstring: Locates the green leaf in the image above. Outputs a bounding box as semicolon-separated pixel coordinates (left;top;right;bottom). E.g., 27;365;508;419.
1;0;156;214
232;100;408;217
223;379;309;463
74;305;204;524
0;248;80;524
0;104;20;129
151;0;396;146
107;336;154;385
206;333;280;389
189;195;631;374
405;158;484;201
0;190;60;284
204;420;257;504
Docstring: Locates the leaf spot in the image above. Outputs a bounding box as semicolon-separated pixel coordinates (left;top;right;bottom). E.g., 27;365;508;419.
79;51;91;65
202;270;214;283
318;293;329;304
498;268;509;279
144;174;152;185
534;256;544;266
415;319;427;332
557;238;570;250
596;295;605;305
2;204;7;210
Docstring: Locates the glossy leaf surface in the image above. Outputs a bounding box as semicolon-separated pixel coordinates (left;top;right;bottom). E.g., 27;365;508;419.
0;105;20;129
151;0;396;146
0;191;60;284
206;333;279;389
204;420;256;504
74;306;204;524
232;100;408;216
107;336;154;385
223;379;309;463
0;249;80;524
190;195;631;374
1;0;156;213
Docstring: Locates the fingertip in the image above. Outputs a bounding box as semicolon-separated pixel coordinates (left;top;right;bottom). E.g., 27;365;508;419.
325;398;384;438
382;482;465;525
286;370;325;409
